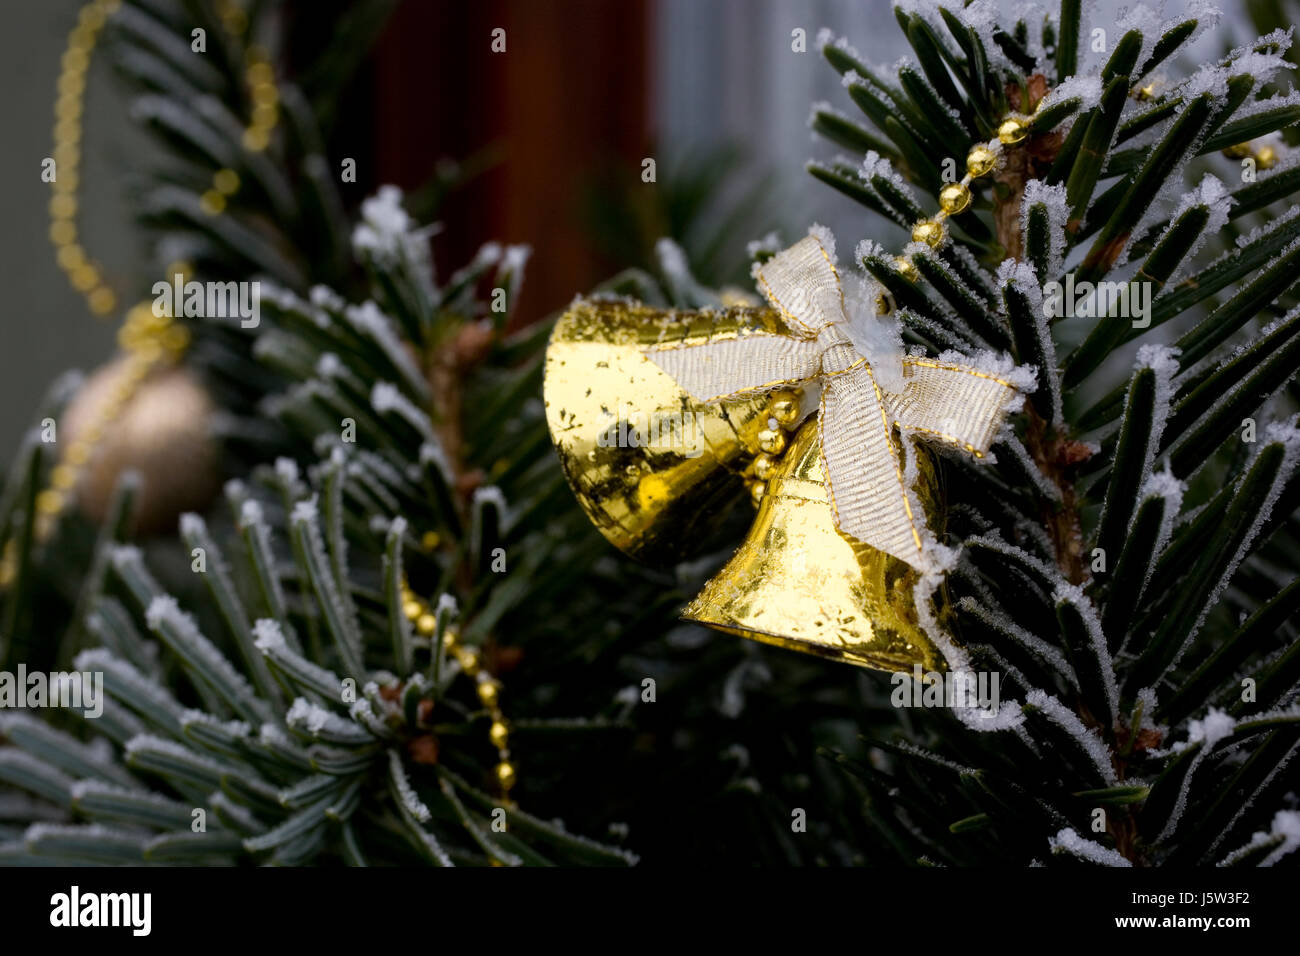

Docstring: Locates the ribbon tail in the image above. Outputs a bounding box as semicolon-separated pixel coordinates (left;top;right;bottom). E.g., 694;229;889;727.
820;367;932;570
891;358;1021;456
644;333;822;404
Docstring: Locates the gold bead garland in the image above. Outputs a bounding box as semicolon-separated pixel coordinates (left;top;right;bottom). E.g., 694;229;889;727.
400;577;518;800
48;0;122;318
746;387;804;505
888;110;1038;282
31;0;282;543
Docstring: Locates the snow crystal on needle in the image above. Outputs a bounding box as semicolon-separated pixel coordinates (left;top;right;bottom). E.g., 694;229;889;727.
1049;828;1133;866
855;238;887;264
1114;3;1169;74
1027;689;1117;783
351;186;434;293
310;284;345;312
958;596;1073;678
1037;74;1103;114
344;300;427;397
290;497;318;524
500;243;531;278
146;595;258;699
125;733;228;775
1132;175;1234;277
371;382;435;441
1177;707;1237;751
419;441;454;484
1170;421;1300;651
951;0;1014;71
474;484;508;513
997;260;1058;421
1020;180;1069;281
1262;811;1300;866
286;697;354;736
1125;344;1179;484
252;618;286;652
1053;582;1119;721
388;749;431;823
816;27;860;61
180;709;250;738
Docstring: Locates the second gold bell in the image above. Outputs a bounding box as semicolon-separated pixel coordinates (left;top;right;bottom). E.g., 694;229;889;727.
683;417;945;673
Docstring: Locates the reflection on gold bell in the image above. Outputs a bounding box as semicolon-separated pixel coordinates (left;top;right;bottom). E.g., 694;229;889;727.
683;418;947;673
543;298;790;564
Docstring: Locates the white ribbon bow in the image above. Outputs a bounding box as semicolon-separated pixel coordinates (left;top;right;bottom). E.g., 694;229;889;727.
644;233;1024;572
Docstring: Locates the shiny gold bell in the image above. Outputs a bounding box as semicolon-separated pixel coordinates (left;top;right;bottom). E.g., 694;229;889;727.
543;298;946;672
682;418;945;672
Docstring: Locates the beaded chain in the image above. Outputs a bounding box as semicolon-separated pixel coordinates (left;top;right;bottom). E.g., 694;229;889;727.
891;111;1037;281
30;0;281;545
400;573;517;800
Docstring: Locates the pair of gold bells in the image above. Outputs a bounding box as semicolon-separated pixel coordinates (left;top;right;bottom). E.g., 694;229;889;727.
543;299;948;674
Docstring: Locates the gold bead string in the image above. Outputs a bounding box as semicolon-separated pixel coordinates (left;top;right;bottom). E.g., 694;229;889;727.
49;0;122;318
400;574;517;800
746;387;803;505
888;111;1038;283
29;0;282;546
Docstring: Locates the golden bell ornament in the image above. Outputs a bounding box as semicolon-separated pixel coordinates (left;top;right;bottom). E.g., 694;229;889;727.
61;356;220;535
542;299;781;564
682;418;946;672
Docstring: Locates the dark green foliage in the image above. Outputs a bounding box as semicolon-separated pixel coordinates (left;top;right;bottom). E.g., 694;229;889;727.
812;2;1300;865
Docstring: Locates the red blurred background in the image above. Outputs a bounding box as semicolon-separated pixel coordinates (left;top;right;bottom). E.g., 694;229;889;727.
291;0;651;327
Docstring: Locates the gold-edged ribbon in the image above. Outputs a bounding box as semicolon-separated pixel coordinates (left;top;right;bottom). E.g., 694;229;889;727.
644;233;1023;572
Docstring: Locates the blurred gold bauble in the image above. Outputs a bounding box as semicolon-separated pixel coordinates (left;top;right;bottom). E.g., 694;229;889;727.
62;357;219;535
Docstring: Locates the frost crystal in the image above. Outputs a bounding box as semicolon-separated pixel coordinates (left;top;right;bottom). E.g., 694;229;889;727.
1026;689;1116;783
1049;828;1132;867
1020;181;1069;280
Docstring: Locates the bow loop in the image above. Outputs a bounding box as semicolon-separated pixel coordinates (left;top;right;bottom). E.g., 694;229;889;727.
643;232;1025;572
754;235;845;335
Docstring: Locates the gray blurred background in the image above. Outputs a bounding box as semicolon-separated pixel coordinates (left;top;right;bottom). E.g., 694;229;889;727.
0;0;1250;463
